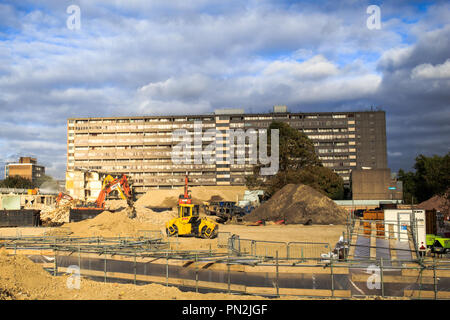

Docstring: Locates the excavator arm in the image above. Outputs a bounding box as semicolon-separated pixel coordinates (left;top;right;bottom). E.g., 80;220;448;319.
178;174;192;205
56;192;73;207
70;174;136;220
95;174;134;209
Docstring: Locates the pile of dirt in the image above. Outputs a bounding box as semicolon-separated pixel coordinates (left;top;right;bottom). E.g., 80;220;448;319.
104;199;128;211
0;248;267;300
417;194;449;214
135;186;246;207
243;184;348;225
45;209;160;238
134;206;178;226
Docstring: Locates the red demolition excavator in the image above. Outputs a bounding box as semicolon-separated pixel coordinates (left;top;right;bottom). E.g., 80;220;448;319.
70;174;136;220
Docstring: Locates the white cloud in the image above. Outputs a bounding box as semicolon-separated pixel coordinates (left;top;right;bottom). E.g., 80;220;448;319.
411;59;450;79
378;46;414;70
263;55;339;79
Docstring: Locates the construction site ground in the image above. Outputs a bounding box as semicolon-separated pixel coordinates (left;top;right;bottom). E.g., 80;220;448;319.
0;223;348;300
2;185;448;300
3;221;448;300
0;223;345;252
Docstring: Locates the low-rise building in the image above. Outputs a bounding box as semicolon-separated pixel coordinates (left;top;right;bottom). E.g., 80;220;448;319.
4;157;45;182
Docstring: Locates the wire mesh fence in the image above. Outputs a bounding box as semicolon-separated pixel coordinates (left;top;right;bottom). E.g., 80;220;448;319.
228;235;332;260
3;233;450;299
287;242;331;260
217;232;231;248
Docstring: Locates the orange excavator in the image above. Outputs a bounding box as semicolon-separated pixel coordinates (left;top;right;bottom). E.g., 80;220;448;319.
56;192;73;207
70;174;136;219
178;174;192;205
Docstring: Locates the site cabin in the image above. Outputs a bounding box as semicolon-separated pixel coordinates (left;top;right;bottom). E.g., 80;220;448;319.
383;209;426;246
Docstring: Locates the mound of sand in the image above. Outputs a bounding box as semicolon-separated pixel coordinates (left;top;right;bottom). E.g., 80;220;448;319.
46;208;169;238
135;186;246;207
417;194;449;214
243;184;348;225
0;248;266;300
40;199;126;225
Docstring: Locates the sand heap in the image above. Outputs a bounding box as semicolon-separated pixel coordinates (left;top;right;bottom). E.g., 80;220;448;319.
45;208;170;238
135;186;246;207
243;184;348;225
45;204;179;238
417;194;449;215
0;248;266;300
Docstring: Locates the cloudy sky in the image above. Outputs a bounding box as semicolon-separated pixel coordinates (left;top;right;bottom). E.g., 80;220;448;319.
0;0;449;179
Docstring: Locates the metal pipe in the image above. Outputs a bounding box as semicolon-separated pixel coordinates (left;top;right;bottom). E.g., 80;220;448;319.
330;257;334;297
275;251;279;297
134;249;137;285
380;258;384;297
195;254;198;293
104;250;107;283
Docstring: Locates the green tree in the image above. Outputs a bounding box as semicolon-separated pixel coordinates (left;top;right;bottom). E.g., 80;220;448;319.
268;121;321;171
397;169;416;204
0;176;36;189
398;152;450;203
246;121;345;199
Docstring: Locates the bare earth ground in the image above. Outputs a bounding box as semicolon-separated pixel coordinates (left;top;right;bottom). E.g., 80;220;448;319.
0;223;345;251
0;184;401;300
0;227;51;237
0;248;270;300
169;224;345;251
0;224;406;300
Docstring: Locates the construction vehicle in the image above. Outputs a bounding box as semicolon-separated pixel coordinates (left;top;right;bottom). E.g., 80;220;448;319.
166;174;218;238
56;192;73;207
27;188;39;195
166;203;218;239
203;201;252;224
70;174;136;218
424;210;450;256
426;234;450;255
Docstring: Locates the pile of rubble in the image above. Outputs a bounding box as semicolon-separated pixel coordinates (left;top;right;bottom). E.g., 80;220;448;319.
39;200;78;225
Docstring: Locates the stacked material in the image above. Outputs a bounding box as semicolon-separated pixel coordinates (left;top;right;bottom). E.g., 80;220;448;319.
243;184;348;225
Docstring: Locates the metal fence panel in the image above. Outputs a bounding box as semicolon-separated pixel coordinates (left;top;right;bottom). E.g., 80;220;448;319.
287;242;331;259
217;232;231;248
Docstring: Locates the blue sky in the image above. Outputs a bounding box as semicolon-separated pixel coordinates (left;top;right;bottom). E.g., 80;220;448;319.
0;0;449;179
